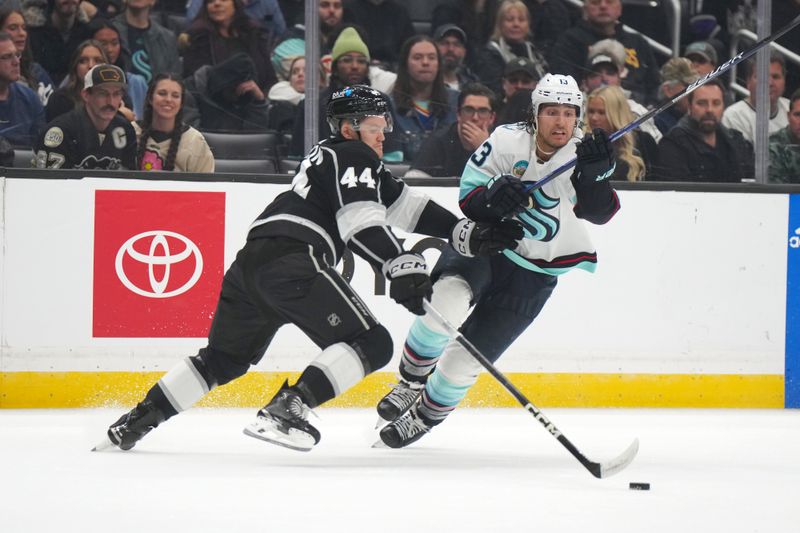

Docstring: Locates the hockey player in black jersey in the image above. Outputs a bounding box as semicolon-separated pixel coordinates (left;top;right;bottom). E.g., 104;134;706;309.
95;85;523;452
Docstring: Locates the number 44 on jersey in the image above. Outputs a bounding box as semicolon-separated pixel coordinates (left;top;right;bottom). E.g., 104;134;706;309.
340;167;376;189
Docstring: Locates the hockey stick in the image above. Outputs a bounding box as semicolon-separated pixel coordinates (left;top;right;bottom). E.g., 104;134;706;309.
524;13;800;193
421;299;639;479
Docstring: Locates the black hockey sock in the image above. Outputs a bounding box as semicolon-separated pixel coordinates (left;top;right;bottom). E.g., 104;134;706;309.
143;384;179;421
292;366;335;409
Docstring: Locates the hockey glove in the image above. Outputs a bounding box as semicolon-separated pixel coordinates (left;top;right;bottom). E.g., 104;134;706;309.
451;218;524;257
574;128;616;184
485;174;531;218
383;253;432;316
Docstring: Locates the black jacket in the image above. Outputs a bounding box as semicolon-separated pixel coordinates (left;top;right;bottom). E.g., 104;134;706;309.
410;122;472;178
651;116;754;182
29;19;91;86
34;107;137;170
549;19;660;105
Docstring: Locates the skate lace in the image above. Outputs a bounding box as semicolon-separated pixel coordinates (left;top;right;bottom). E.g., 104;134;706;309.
286;395;313;421
394;411;430;439
387;381;423;409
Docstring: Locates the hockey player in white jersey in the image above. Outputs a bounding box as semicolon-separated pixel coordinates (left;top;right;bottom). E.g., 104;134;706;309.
95;86;522;453
377;73;621;448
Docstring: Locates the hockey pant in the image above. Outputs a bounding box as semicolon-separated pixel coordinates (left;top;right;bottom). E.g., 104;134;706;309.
143;237;394;420
406;247;557;425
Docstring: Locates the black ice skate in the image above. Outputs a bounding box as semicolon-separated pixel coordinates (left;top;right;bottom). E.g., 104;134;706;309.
376;378;425;424
243;382;321;452
378;405;432;449
93;400;165;451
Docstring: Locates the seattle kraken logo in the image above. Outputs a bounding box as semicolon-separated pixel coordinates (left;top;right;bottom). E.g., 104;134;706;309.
516;188;560;241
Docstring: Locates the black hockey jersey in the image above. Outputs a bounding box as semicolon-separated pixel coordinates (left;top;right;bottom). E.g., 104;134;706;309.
34;107;137;170
249;137;448;269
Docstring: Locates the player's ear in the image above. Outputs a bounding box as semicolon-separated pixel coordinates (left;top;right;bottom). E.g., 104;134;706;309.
340;120;358;140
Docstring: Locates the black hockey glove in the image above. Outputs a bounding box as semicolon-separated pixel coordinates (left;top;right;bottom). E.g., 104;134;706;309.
450;218;524;257
485;174;531;218
383;253;432;316
574;128;616;184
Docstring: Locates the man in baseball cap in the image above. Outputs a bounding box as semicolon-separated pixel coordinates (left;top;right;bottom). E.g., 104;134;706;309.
433;23;478;91
501;57;540;102
582;38;627;93
84;63;127;90
684;41;718;76
34;63;137;169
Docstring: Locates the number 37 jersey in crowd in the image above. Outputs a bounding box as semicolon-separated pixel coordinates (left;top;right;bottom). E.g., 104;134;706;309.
33;107;137;170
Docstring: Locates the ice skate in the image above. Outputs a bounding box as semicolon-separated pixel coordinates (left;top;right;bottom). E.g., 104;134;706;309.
244;382;321;452
376;378;425;425
93;400;165;451
378;405;432;449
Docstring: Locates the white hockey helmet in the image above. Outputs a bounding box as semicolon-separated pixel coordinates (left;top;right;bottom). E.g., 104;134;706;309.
529;73;583;129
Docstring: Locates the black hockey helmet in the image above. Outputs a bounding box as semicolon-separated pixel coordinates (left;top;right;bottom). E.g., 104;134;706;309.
325;85;393;134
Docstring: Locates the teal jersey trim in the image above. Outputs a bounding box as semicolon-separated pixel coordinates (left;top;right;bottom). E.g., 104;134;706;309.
502;249;598;275
459;165;491;200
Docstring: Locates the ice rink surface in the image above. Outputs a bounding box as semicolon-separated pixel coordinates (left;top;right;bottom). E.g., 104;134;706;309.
1;407;798;533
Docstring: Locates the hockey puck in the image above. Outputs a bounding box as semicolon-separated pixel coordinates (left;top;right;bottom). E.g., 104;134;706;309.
629;482;650;491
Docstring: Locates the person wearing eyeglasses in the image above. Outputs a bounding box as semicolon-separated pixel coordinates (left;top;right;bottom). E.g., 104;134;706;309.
0;31;44;147
0;7;54;107
409;83;496;178
289;26;400;157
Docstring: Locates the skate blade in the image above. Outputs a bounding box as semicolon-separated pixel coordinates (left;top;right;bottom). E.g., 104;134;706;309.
371;439;389;449
374;416;392;430
91;434;116;452
243;421;314;452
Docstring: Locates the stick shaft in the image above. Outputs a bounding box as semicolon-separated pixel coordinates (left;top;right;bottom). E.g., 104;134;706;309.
524;13;800;193
421;299;603;477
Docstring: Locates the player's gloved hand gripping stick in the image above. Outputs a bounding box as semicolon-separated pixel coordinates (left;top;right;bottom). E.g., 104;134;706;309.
524;13;800;195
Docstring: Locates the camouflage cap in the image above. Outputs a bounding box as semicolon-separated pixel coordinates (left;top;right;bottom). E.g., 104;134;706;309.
659;57;699;85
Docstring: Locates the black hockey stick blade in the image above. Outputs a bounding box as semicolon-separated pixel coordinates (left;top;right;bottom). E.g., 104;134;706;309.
523;13;800;194
422;299;638;479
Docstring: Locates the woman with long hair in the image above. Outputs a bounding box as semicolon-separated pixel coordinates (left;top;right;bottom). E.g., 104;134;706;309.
87;18;148;119
585;85;657;182
0;7;54;105
182;0;276;93
135;73;214;173
474;0;548;95
45;40;108;122
391;34;458;162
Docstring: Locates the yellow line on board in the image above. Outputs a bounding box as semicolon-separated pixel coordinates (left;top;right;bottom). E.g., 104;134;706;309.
0;371;784;409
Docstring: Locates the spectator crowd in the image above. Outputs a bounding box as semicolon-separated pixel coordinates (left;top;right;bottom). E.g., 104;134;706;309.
0;0;798;183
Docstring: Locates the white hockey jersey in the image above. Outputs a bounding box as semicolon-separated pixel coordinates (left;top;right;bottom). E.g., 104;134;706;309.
460;122;599;276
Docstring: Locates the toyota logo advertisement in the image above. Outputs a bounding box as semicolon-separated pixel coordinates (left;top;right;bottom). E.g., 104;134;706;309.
115;230;204;298
93;190;225;338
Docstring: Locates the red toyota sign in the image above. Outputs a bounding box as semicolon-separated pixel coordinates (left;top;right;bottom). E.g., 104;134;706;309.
93;190;225;337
